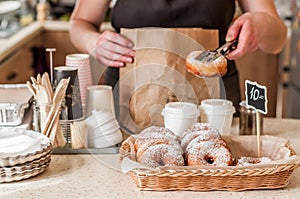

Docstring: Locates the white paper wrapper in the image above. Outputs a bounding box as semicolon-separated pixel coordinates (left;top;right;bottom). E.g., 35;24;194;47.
120;135;300;173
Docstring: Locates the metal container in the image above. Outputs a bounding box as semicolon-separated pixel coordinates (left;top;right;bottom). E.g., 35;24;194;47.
239;101;263;135
0;103;28;126
0;84;32;126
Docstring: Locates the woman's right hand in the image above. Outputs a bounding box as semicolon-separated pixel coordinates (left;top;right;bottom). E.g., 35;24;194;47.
92;30;135;67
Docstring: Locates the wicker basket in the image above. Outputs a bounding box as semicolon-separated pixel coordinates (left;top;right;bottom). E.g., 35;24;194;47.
119;135;300;191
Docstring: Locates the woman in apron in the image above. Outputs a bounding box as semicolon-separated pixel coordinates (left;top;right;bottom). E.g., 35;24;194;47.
69;0;287;116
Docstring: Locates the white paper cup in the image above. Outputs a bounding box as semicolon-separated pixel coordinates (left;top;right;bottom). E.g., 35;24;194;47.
161;102;198;136
85;85;116;118
199;99;235;135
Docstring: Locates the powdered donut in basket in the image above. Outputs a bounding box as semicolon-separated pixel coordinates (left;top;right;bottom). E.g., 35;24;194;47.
234;157;273;166
135;126;184;168
186;50;228;77
185;137;233;166
183;123;233;166
134;126;179;152
180;123;222;151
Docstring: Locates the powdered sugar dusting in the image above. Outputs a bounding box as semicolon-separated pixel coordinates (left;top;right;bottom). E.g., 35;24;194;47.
139;126;178;141
186;51;227;67
181;129;221;151
135;124;234;168
191;123;218;132
235;157;272;166
186;141;232;166
135;126;184;168
180;123;218;139
138;144;184;168
135;126;180;150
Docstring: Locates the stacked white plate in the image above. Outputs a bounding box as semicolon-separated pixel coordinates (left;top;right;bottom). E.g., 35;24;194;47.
0;129;52;183
85;110;123;148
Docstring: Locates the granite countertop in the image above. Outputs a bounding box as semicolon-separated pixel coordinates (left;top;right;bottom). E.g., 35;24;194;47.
0;117;300;198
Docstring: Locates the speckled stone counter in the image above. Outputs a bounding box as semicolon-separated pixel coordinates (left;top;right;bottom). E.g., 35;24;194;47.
1;118;300;199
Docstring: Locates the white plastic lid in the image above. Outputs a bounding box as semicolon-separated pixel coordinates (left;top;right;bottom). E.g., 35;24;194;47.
199;99;235;114
162;102;198;118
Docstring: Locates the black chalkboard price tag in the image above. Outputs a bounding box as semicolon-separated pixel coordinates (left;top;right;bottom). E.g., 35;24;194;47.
245;80;268;115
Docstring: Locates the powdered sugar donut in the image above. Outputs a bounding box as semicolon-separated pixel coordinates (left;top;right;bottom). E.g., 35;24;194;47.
136;138;183;159
234;157;272;166
138;126;178;140
134;126;179;152
181;128;221;151
186;50;227;77
190;123;217;132
134;126;184;168
137;143;185;168
180;123;216;139
185;136;232;166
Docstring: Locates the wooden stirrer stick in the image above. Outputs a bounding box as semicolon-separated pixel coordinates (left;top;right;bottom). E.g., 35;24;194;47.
256;111;261;157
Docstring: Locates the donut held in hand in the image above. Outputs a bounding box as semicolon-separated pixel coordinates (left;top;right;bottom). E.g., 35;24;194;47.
186;50;228;77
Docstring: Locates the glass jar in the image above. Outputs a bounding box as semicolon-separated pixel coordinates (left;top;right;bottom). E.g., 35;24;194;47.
239;101;263;135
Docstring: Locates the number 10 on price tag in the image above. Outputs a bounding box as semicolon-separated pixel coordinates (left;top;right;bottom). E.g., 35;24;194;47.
245;80;268;114
245;80;268;157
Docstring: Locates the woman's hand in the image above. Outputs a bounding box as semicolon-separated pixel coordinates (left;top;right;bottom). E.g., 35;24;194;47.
92;30;135;67
225;0;287;60
225;12;260;60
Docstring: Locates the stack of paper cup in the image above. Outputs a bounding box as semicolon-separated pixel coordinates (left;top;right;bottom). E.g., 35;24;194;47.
65;54;93;113
85;110;122;148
